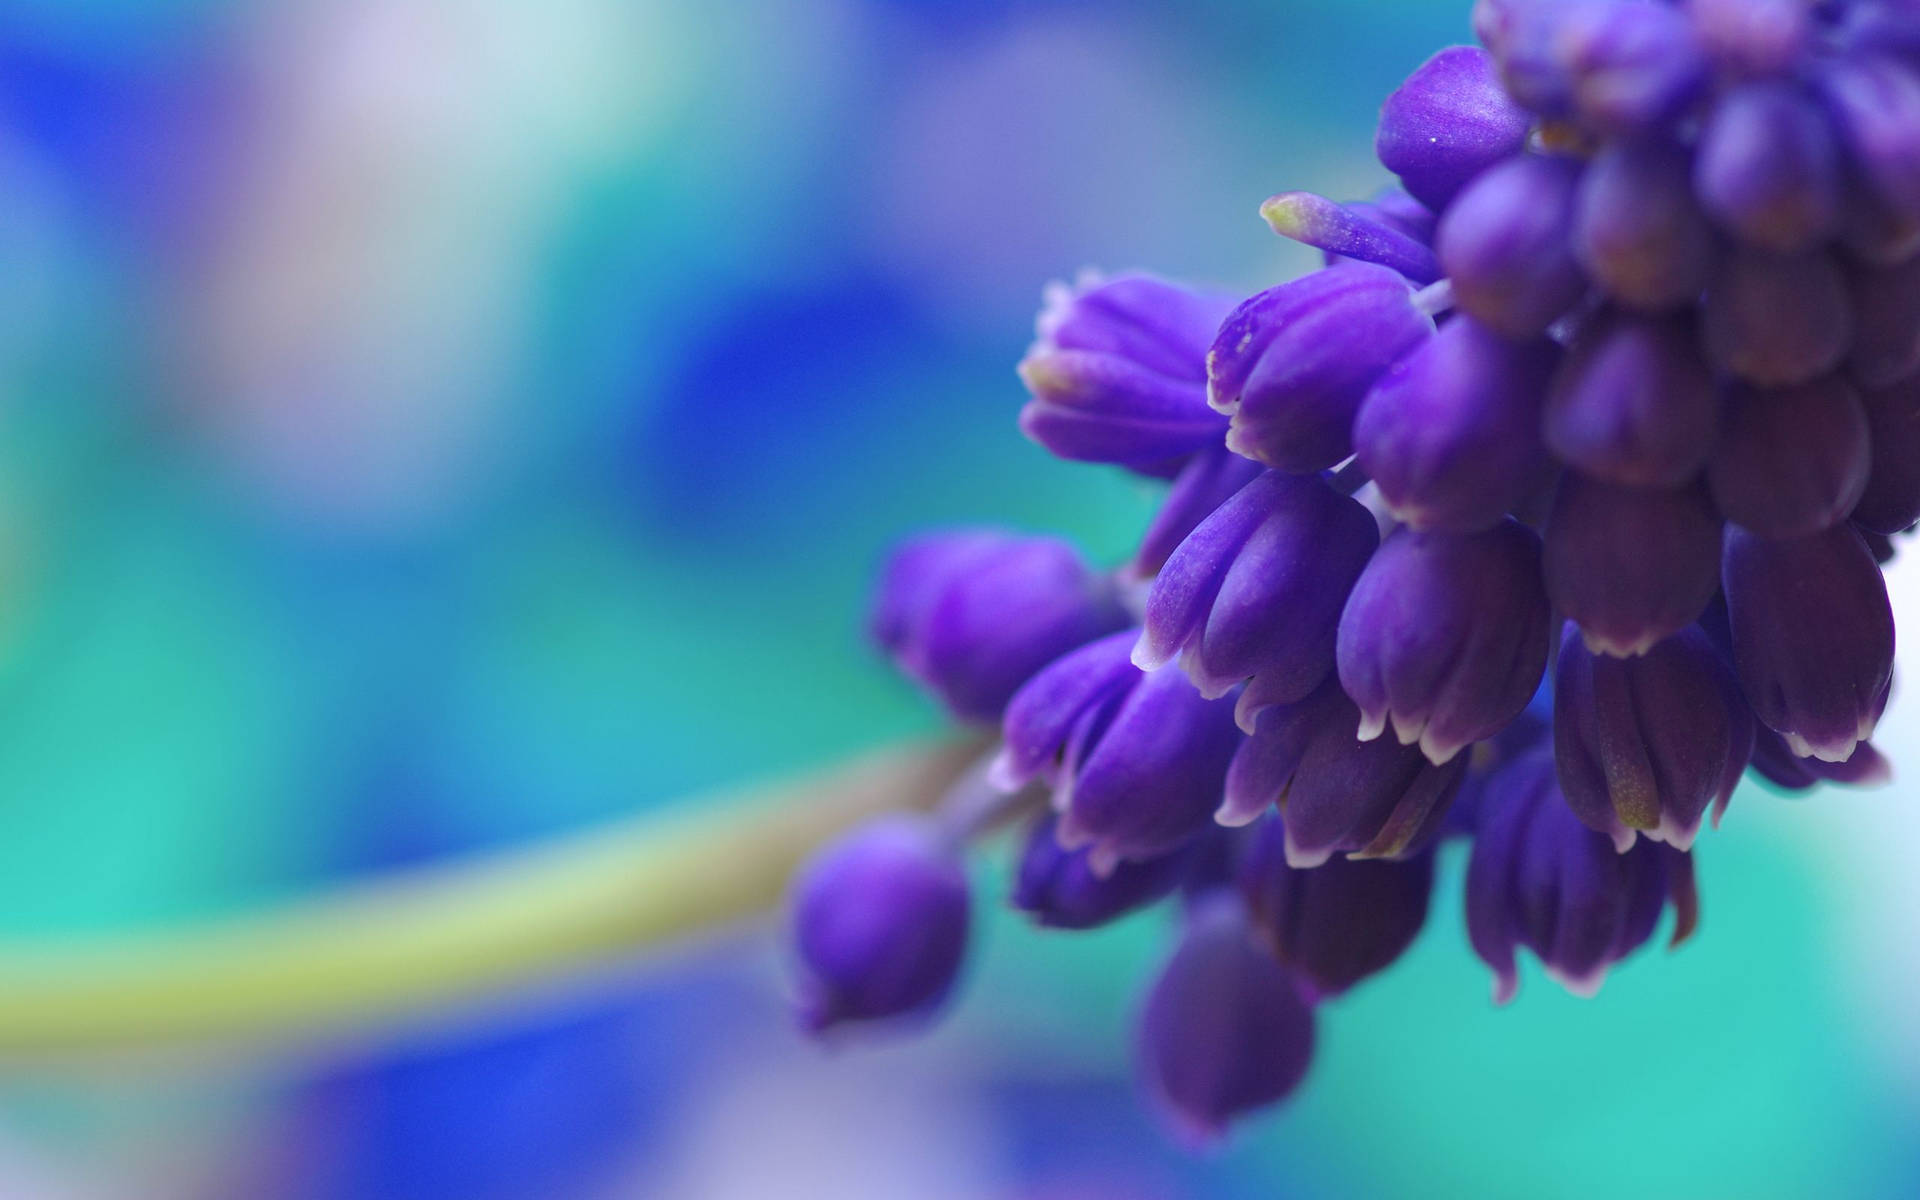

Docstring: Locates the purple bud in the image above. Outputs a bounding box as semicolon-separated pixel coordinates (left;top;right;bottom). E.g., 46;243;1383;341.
1558;0;1707;135
1686;0;1810;77
1221;679;1467;867
1855;378;1920;534
1574;138;1717;311
1206;265;1433;472
1137;894;1315;1144
1359;185;1440;243
1545;310;1717;487
1474;0;1583;116
1130;443;1266;578
872;531;1129;723
1707;376;1871;538
1336;521;1553;765
1723;523;1895;762
790;817;970;1032
1465;751;1698;1003
1750;725;1892;793
1237;816;1434;1000
1260;192;1441;283
1375;46;1532;212
1012;811;1190;930
1846;255;1920;388
1137;471;1379;704
1438;153;1590;339
1554;624;1753;853
995;631;1243;872
1703;247;1853;387
1819;55;1920;225
1355;315;1559;533
1545;473;1724;657
1694;84;1842;254
1017;274;1235;472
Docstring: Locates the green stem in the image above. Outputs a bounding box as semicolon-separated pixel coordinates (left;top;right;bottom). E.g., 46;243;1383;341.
0;738;984;1057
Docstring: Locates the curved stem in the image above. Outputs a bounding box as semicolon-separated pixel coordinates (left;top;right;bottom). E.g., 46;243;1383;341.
0;737;984;1057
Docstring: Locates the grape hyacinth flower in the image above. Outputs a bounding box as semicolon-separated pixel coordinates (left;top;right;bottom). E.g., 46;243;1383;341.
786;0;1920;1141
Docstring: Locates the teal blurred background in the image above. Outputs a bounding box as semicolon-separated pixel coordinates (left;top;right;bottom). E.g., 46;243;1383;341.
0;1;1917;1196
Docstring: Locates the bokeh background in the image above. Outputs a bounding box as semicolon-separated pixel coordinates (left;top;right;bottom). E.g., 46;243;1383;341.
1;0;1918;1196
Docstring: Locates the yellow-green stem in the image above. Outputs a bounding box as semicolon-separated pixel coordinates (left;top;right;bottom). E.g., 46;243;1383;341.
0;738;983;1057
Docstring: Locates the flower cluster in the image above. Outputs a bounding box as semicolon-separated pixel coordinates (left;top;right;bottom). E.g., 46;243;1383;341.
785;0;1916;1141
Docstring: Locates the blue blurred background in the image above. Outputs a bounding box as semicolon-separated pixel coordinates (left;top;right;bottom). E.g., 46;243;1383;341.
0;1;1918;1196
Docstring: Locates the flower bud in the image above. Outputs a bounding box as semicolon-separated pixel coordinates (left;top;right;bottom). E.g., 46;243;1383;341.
1137;471;1378;704
1137;894;1315;1144
1260;192;1440;283
1465;751;1699;1003
1707;376;1871;538
1439;153;1589;339
790;817;969;1032
1554;624;1753;852
1846;255;1920;389
1723;523;1895;762
1206;265;1433;472
1545;473;1723;657
1354;315;1559;533
996;631;1243;872
1703;247;1852;387
1237;816;1434;1000
1375;46;1531;211
1012;811;1190;930
1688;0;1809;76
1336;521;1553;765
1750;725;1892;793
1545;309;1718;487
1130;444;1265;578
1854;378;1920;534
1819;55;1920;226
1694;83;1842;254
872;531;1129;723
1557;0;1706;135
1574;138;1717;310
1017;274;1235;472
1221;679;1467;867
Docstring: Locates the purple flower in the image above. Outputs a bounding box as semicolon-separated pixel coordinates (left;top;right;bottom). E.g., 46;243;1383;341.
1818;55;1920;228
1554;624;1754;853
1221;678;1467;867
1749;724;1892;793
1545;308;1717;487
1574;138;1718;311
1466;751;1699;1003
1137;893;1315;1144
1544;473;1723;658
995;631;1243;873
1137;470;1378;706
1854;377;1920;534
1846;254;1920;388
790;816;970;1032
1260;191;1441;283
1354;315;1559;533
1694;83;1841;254
1129;443;1265;579
1375;45;1532;211
1206;265;1433;472
1011;811;1191;930
1703;246;1853;387
1438;152;1589;338
1017;274;1236;472
1552;0;1706;135
1706;376;1871;539
1723;522;1895;763
1688;0;1809;77
1237;816;1434;1001
1335;521;1553;766
871;530;1128;723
